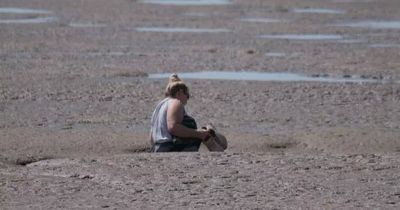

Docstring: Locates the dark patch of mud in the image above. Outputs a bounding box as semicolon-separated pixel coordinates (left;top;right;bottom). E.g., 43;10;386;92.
267;142;296;149
124;146;152;153
13;156;53;166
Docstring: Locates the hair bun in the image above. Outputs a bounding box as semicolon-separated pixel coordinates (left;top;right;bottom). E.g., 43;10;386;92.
169;73;181;83
164;73;187;97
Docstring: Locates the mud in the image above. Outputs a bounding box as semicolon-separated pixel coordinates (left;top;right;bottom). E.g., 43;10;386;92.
1;0;400;209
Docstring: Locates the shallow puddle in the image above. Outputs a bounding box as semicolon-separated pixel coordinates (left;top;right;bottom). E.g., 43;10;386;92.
0;7;56;24
259;34;342;41
337;39;364;44
369;44;400;48
336;21;400;29
240;18;282;23
0;16;57;24
265;52;286;57
140;0;231;5
149;71;380;83
135;27;230;33
0;7;52;14
69;23;107;28
293;8;345;14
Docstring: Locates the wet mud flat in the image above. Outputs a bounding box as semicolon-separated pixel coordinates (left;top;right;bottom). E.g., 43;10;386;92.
1;0;400;208
2;153;400;209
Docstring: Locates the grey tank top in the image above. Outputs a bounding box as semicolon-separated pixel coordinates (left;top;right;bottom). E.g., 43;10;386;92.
150;98;173;143
150;97;187;143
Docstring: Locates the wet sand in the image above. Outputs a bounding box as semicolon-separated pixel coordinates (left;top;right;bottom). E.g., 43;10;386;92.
1;0;400;209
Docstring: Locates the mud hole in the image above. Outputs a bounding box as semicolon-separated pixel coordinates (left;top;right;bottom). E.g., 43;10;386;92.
12;156;53;166
266;142;296;149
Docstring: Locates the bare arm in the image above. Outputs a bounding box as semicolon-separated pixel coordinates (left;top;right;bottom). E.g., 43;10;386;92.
167;99;209;140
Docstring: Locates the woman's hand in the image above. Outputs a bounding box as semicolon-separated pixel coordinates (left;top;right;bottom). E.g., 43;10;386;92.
197;129;211;141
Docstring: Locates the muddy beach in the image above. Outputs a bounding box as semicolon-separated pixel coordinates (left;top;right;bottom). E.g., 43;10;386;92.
1;0;400;209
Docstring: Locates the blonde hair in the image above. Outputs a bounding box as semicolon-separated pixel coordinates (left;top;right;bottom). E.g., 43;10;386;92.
165;73;188;97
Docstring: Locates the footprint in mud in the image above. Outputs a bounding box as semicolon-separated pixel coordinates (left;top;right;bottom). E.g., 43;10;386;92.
267;142;294;149
263;142;297;152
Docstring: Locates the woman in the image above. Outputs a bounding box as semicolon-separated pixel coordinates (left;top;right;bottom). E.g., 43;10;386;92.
150;74;210;152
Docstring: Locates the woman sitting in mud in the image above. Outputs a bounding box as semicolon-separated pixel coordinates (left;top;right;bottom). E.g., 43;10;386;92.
150;74;211;152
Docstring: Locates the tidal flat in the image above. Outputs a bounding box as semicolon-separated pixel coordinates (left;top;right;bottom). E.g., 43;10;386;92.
1;0;400;208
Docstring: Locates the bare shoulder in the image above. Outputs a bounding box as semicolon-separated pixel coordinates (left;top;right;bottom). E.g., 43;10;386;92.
168;98;183;108
167;98;184;118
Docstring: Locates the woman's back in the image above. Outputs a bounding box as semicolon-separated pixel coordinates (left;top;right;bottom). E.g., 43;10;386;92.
150;98;172;144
